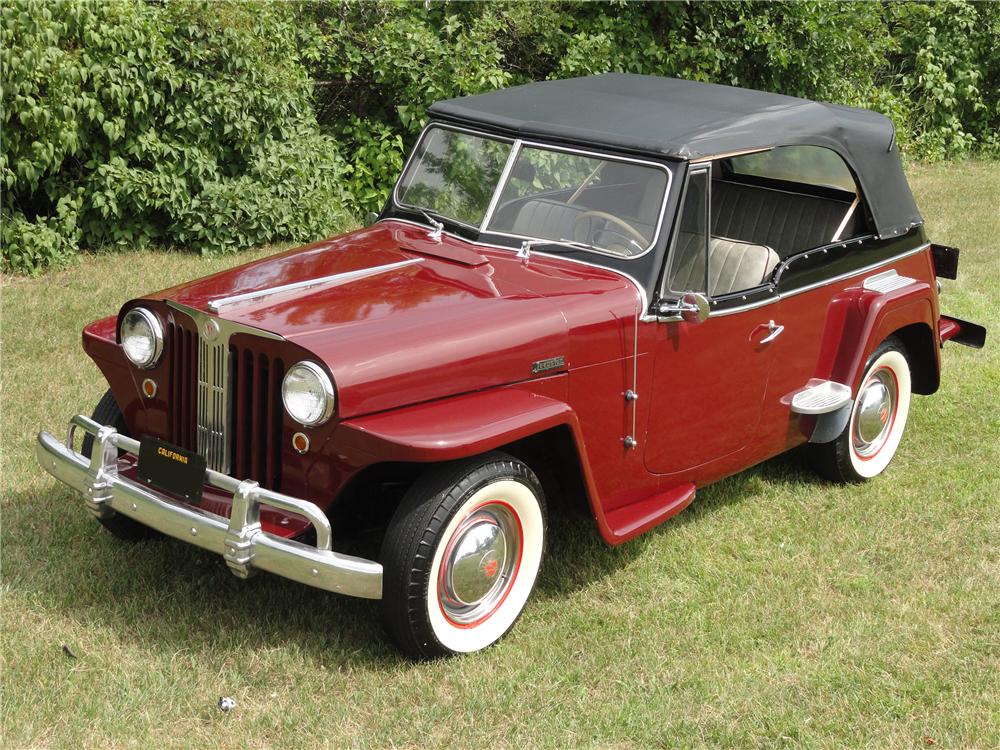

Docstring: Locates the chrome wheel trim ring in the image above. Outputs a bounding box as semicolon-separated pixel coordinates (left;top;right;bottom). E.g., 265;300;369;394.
438;502;522;626
852;368;897;459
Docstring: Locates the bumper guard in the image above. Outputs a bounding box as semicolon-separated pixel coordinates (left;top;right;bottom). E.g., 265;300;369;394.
36;415;382;599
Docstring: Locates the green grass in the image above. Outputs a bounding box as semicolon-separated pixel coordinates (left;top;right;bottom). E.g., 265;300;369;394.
2;162;998;749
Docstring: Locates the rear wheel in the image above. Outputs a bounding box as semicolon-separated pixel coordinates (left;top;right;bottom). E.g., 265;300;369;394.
379;452;546;659
81;389;162;541
808;338;912;483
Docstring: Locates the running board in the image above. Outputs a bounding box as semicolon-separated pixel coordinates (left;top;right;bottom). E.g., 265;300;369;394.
605;483;696;543
786;379;852;415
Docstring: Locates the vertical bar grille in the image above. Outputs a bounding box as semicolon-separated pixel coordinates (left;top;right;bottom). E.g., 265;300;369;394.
230;343;284;491
166;304;285;492
167;321;197;451
197;337;230;474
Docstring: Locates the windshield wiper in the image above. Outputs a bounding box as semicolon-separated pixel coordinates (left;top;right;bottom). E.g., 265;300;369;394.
565;236;645;254
515;237;599;259
415;208;445;241
557;238;601;252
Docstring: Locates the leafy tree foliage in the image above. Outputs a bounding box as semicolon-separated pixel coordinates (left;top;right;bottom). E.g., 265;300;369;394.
308;1;1000;214
3;0;997;273
2;0;349;273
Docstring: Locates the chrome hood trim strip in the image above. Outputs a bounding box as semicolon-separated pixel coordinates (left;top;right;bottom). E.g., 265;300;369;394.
206;258;424;312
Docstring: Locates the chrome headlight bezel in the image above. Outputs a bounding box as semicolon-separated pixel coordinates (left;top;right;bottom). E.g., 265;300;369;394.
281;361;336;427
120;307;164;369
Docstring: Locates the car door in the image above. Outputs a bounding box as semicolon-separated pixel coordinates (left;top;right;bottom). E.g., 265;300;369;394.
643;165;776;477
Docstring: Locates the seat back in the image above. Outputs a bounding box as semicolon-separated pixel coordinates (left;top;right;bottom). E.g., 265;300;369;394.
510;198;654;250
712;180;857;257
706;237;780;295
669;233;779;296
510;199;585;240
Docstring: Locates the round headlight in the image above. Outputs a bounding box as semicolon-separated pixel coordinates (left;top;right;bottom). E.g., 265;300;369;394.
120;308;163;369
282;361;335;426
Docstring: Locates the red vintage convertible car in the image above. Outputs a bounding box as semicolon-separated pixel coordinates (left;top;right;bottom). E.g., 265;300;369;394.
37;75;985;658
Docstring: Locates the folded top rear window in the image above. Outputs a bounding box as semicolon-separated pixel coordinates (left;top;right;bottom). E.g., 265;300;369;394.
727;146;858;193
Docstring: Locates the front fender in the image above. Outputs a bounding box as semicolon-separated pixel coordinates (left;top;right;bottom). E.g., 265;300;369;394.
333;382;648;546
334;385;577;463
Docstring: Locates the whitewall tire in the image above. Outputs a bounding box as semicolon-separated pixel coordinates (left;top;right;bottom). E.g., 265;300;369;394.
809;337;912;483
847;348;911;478
379;453;546;659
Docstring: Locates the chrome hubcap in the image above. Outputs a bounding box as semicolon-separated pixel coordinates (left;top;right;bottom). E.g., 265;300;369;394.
440;503;521;625
853;369;897;457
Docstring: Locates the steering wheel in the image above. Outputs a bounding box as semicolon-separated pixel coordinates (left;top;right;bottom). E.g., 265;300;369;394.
571;211;648;250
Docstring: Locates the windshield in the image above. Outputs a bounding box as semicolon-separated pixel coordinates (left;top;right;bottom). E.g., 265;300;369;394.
395;126;669;257
396;128;513;226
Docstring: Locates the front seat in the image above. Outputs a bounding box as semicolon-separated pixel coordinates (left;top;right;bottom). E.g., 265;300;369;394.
670;234;779;296
706;236;780;295
510;199;587;240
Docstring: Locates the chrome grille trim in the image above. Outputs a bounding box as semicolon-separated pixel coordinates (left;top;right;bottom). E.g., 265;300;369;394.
197;337;230;473
166;301;284;477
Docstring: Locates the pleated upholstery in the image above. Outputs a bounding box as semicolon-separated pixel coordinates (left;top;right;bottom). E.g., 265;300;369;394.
511;199;585;240
511;199;654;247
712;181;855;257
706;237;780;295
669;233;779;296
668;232;709;293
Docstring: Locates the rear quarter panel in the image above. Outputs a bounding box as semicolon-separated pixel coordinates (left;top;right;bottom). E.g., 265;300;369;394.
755;237;938;455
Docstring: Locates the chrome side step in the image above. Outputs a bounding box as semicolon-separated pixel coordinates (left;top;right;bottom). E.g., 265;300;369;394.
863;269;916;294
788;379;852;415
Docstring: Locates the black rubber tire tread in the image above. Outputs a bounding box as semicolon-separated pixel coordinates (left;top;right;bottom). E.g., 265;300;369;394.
807;336;908;484
81;389;162;541
379;451;546;660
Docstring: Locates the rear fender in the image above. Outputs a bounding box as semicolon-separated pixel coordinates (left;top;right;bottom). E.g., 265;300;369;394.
820;280;938;394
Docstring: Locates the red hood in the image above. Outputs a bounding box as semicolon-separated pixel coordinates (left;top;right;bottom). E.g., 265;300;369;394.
151;221;641;416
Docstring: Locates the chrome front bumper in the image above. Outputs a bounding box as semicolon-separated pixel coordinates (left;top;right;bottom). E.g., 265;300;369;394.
35;415;382;599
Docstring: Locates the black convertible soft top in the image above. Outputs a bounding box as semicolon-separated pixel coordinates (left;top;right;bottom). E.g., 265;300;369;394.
429;74;922;239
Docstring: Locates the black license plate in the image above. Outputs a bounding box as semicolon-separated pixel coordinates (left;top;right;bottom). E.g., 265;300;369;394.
137;437;206;503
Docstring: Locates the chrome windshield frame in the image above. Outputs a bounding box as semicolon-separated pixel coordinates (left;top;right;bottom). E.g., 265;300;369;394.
390;122;674;261
392;123;517;235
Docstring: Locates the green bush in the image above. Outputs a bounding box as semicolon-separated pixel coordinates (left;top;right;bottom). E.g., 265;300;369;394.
884;1;998;159
3;0;998;274
306;0;515;214
2;0;350;274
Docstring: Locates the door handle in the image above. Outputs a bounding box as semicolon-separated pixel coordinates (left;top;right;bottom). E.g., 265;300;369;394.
759;320;784;344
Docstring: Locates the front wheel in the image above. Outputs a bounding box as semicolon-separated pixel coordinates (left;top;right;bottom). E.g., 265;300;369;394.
379;453;546;659
808;337;912;483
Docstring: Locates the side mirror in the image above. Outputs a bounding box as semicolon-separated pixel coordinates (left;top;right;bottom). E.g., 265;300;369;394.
365;211;380;227
655;291;710;324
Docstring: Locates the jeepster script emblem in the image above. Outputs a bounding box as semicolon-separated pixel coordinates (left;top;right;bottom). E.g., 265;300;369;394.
531;356;565;375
